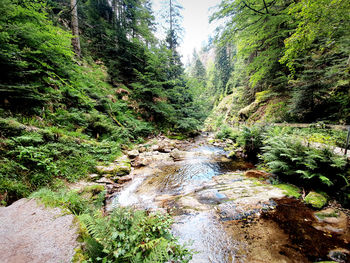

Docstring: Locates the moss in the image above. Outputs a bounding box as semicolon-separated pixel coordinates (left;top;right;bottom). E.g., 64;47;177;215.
82;185;105;195
315;210;340;220
208;139;215;144
167;134;187;140
275;184;301;198
304;191;328;209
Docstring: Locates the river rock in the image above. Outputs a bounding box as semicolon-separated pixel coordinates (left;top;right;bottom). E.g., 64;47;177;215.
118;174;133;183
170;148;187;161
0;198;79;263
244;169;271;179
95;156;131;176
217;201;268;221
133;156;150;167
314;208;348;234
114;155;130;164
138;146;147;153
127;149;139;159
157;140;175;153
96;163;130;176
151;144;159;151
328;248;350;263
88;173;100;180
304;191;328;209
96;177;114;184
196;189;229;205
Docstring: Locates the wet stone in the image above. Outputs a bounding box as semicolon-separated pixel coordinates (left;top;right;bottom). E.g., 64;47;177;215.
118;174;133;183
244;169;271;179
127;149;139;159
197;189;229;205
314;208;348;234
217;201;276;221
328;248;350;263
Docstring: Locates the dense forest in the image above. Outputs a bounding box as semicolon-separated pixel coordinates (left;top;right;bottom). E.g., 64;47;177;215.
0;0;209;202
188;0;350;125
0;0;350;262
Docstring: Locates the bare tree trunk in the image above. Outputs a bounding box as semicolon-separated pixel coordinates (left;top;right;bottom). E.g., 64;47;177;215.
70;0;81;57
169;0;174;57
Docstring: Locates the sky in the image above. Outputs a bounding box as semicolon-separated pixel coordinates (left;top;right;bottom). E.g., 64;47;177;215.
152;0;222;63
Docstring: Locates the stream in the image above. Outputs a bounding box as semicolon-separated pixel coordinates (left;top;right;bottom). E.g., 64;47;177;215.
107;134;350;263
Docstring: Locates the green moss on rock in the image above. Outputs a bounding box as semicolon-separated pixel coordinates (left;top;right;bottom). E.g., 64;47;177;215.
304;191;328;209
275;184;301;198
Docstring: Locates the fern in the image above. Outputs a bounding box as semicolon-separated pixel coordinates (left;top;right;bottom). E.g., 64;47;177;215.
78;207;191;262
261;135;349;189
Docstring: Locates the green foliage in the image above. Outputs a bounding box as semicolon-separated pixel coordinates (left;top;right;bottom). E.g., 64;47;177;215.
32;188;192;262
280;0;350;73
0;0;73;109
237;126;265;160
261;136;349;191
266;126;348;148
0;115;123;204
79;209;192;262
274;184;301;199
31;188;91;215
216;125;235;140
208;0;350;124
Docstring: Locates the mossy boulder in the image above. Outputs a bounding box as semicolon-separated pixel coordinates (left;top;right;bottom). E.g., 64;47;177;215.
79;184;105;200
304;191;328;209
96;156;131;176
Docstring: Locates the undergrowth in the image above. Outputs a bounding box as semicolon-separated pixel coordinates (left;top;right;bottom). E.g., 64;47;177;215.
31;188;192;262
0;61;154;205
215;124;350;206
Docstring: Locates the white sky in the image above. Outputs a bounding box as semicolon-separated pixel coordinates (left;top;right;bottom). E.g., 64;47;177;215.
152;0;222;63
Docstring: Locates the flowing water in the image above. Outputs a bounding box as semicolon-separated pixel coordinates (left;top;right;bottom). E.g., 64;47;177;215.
108;135;350;263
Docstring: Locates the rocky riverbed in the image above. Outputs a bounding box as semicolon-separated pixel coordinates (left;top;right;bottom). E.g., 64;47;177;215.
106;134;350;263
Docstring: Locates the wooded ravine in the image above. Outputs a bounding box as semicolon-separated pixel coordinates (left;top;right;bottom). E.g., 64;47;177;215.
0;0;349;262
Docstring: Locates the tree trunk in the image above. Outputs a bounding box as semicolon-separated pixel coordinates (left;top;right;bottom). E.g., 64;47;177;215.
70;0;81;57
169;0;174;57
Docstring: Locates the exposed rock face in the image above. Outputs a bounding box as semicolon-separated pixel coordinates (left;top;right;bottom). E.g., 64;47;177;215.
0;199;79;263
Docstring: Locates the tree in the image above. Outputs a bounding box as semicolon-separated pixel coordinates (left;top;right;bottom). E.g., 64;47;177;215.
70;0;81;57
190;50;206;82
